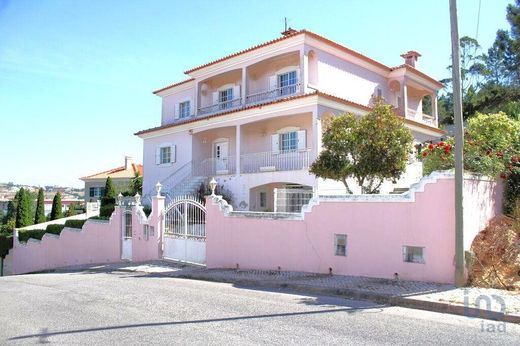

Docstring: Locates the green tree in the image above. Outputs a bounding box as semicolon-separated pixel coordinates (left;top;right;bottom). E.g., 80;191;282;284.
129;172;143;196
65;202;76;217
310;102;413;194
421;112;520;177
15;188;33;228
4;200;16;225
34;188;46;224
104;177;116;199
50;192;63;220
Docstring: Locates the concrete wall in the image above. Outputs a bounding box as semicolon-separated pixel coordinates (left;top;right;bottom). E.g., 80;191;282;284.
206;172;503;284
5;197;165;275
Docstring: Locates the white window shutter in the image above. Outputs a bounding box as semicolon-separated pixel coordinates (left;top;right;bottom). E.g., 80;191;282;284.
271;134;280;154
295;69;301;83
268;75;277;91
155;148;161;165
297;130;306;150
171;145;177;163
174;103;180;120
232;85;240;101
212;91;219;105
188;97;193;116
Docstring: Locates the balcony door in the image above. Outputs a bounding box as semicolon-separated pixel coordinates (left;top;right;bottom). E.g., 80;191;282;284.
214;140;229;173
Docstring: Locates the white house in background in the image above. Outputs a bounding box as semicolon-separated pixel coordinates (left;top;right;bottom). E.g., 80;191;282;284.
136;28;444;210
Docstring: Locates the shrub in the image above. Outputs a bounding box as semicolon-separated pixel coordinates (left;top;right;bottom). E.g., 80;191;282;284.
100;197;115;218
45;224;65;235
143;207;152;217
64;219;86;229
504;168;520;215
18;229;46;243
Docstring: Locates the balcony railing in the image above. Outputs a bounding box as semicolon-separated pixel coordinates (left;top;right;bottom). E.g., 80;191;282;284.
406;108;436;127
245;82;302;105
240;149;311;174
198;97;242;116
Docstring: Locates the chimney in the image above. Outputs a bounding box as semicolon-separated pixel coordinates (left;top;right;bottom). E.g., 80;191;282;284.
400;51;421;68
124;156;133;170
281;27;298;37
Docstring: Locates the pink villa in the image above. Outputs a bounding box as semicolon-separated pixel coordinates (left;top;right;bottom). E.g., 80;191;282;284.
135;29;445;210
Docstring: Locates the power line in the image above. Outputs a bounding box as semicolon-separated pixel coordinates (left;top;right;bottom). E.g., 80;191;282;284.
476;0;482;40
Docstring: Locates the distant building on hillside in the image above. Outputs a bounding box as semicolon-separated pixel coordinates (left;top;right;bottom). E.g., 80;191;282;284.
80;156;143;202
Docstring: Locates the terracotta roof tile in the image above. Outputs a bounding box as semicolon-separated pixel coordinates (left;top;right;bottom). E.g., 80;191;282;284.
391;64;444;88
80;164;143;180
152;78;195;95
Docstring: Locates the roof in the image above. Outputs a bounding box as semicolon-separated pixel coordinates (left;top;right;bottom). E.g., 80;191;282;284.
390;64;444;88
154;29;442;95
134;91;443;136
153;78;194;95
80;163;143;181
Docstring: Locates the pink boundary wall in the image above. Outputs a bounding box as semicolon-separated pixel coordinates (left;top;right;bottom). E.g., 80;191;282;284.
206;173;503;284
6;196;165;275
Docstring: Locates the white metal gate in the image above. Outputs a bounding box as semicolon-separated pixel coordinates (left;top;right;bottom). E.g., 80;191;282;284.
163;195;206;265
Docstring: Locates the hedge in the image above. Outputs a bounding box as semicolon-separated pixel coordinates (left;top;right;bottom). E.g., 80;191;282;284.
64;219;86;229
46;224;65;235
18;229;46;243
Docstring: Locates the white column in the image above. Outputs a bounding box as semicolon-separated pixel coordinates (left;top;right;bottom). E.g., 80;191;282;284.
194;81;199;116
432;92;438;126
299;48;305;93
311;109;321;161
403;81;408;118
235;124;241;176
241;67;247;105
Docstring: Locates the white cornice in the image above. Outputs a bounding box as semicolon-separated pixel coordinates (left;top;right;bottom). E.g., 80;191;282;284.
155;80;195;98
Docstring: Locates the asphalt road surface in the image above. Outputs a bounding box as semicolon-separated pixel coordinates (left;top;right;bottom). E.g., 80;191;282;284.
0;269;518;345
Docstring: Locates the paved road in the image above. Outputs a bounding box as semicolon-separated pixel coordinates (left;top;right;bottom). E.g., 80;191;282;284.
0;270;518;345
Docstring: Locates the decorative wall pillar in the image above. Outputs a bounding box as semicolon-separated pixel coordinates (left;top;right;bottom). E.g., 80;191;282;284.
432;92;439;126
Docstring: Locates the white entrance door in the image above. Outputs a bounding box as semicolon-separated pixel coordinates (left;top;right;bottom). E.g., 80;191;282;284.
214;141;229;172
122;212;132;260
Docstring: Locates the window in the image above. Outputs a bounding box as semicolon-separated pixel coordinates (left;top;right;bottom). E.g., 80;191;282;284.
278;70;297;95
403;246;424;263
160;146;171;164
259;192;267;208
124;213;132;239
335;234;347;256
89;187;105;198
280;131;298;152
219;88;233;109
179;101;190;118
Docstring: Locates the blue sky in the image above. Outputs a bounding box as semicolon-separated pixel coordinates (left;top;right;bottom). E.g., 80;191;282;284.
0;0;514;187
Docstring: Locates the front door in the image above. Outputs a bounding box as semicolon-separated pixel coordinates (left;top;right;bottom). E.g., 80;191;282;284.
214;141;229;172
122;212;132;260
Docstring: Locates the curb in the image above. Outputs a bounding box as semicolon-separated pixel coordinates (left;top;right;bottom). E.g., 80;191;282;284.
174;273;520;324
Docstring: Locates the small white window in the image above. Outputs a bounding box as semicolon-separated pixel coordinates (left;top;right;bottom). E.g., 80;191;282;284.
280;131;298;152
219;88;233;109
335;234;347;256
403;246;425;263
179;101;190;118
160;146;171;164
259;192;267;208
278;70;298;95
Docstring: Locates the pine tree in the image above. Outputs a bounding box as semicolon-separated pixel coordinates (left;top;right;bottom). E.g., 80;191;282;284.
34;188;46;224
50;192;63;220
65;202;76;217
104;177;116;199
15;188;33;228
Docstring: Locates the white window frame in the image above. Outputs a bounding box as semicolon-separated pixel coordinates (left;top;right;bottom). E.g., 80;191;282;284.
179;100;190;119
156;143;176;166
403;246;425;264
160;146;171;164
334;234;347;256
278;70;298;96
280;131;298;152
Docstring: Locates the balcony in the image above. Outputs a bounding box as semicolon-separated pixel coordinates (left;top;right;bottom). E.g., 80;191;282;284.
198;97;242;116
245;82;302;105
406;108;436;127
240;149;311;174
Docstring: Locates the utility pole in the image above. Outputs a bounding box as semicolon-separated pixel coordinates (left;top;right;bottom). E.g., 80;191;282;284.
449;0;465;287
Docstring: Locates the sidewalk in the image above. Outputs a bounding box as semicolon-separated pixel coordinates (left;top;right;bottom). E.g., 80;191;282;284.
58;260;520;324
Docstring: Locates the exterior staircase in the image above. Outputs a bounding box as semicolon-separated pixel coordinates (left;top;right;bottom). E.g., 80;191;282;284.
389;187;410;195
170;176;206;199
